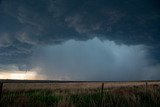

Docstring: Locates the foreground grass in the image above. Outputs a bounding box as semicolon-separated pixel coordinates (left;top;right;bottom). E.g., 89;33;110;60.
0;85;160;107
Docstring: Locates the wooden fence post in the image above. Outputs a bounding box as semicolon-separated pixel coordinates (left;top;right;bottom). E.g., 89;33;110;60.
101;83;104;107
0;82;3;100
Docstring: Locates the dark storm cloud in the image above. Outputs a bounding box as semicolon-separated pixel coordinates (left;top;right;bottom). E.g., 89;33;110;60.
0;0;160;77
0;0;159;46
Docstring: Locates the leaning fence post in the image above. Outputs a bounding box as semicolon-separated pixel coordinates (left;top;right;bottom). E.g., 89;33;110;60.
0;82;3;100
101;83;104;107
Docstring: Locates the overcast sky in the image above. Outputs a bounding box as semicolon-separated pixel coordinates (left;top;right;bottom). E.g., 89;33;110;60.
0;0;160;80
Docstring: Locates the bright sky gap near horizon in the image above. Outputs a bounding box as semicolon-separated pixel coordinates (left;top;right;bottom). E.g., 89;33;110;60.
0;0;160;80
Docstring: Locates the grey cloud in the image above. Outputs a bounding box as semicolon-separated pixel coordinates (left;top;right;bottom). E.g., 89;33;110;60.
65;14;102;33
0;42;33;66
0;33;13;47
16;32;37;45
30;38;158;81
0;64;19;72
65;14;90;33
143;64;160;80
64;8;125;34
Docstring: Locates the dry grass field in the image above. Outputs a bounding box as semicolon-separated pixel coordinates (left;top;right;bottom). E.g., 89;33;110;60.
1;81;160;91
0;81;160;107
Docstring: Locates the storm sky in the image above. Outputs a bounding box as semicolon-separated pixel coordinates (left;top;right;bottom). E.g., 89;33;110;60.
0;0;160;80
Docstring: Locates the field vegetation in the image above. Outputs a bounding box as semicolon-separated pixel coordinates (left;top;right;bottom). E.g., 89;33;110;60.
0;81;160;107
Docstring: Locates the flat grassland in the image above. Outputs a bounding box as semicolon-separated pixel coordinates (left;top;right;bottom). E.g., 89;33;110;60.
0;80;160;107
